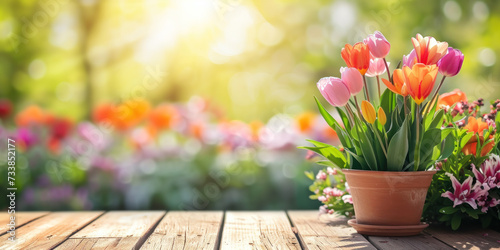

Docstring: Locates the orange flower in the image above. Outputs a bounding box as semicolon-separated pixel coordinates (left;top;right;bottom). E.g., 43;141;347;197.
341;42;370;75
403;63;438;105
411;34;448;65
16;105;47;126
148;104;179;131
437;89;467;107
93;99;150;131
381;69;408;96
462;117;494;157
296;112;316;133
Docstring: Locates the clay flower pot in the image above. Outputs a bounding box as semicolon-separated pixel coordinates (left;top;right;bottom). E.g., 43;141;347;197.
343;169;436;236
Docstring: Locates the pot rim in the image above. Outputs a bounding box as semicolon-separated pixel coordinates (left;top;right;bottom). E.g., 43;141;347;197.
342;169;437;176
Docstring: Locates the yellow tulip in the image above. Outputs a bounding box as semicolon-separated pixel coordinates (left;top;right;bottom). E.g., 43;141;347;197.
361;101;376;124
378;107;387;126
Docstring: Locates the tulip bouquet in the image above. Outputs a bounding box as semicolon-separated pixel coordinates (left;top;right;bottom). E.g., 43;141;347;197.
303;32;462;172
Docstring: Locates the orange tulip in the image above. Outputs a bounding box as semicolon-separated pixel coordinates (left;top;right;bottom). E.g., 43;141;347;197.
381;69;408;96
437;89;467;107
462;117;494;157
403;63;439;105
411;34;448;65
341;42;370;75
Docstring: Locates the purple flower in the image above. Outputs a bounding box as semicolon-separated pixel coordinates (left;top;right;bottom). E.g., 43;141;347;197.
472;155;500;189
437;47;464;77
441;173;488;209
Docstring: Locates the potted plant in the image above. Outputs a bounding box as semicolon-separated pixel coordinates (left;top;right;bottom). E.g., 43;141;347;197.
301;32;465;236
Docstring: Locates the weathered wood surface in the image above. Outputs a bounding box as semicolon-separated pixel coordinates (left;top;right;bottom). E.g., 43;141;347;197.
221;211;301;249
56;211;164;250
425;226;500;250
288;210;375;250
1;210;499;249
141;211;223;250
0;211;48;235
0;211;102;250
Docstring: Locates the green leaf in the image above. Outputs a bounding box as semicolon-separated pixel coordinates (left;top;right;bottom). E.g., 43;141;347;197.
418;128;442;164
386;115;410;171
460;132;475;148
353;117;378;170
336;107;352;132
439;133;456;161
314;96;341;129
427;109;445;129
451;213;462;230
440;206;459;214
305;171;315;180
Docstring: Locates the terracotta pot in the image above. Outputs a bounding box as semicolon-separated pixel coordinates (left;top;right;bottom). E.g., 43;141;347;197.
343;169;436;226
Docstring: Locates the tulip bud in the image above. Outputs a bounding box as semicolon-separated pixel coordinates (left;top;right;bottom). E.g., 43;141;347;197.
378;107;387;126
364;31;390;58
316;77;351;107
437;47;464;77
340;67;363;96
361;100;376;124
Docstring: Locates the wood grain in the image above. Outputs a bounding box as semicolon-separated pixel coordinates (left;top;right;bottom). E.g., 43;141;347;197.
56;211;165;250
425;226;500;250
141;211;223;250
221;211;300;250
0;211;102;250
0;211;49;235
287;210;375;250
368;235;453;250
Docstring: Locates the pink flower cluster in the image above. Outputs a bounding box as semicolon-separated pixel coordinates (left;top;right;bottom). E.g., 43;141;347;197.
442;155;500;213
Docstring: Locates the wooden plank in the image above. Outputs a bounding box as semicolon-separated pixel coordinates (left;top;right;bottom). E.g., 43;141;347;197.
0;212;49;235
288;210;375;250
367;235;453;250
56;211;165;250
425;226;500;250
221;211;300;250
140;211;223;250
0;211;102;250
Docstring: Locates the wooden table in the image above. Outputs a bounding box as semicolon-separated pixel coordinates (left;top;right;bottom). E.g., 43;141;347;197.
0;211;499;249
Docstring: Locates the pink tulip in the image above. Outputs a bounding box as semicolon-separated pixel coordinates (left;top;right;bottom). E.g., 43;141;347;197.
403;49;417;68
437;47;464;77
316;77;351;107
365;58;388;77
364;31;390;58
441;173;488;209
340;67;363;95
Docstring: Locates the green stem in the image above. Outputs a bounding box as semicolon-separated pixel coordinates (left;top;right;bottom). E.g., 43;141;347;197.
383;57;391;80
372;124;387;157
414;104;421;171
363;75;370;102
353;95;363;120
345;104;356;127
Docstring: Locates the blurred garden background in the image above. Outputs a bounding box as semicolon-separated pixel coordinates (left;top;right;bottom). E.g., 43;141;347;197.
1;0;499;210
